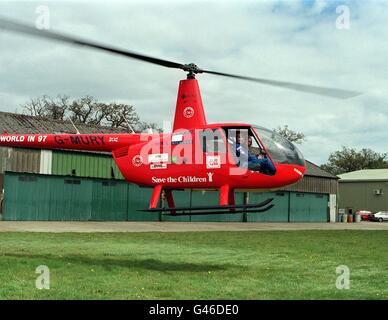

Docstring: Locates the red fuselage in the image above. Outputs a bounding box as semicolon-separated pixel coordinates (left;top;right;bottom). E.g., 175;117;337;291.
0;123;305;191
0;79;306;207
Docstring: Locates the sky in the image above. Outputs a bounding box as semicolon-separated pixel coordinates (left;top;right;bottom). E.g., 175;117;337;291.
0;0;387;165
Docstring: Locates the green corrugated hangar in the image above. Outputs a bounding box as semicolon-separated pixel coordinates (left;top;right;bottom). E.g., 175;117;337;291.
338;169;388;213
0;111;338;222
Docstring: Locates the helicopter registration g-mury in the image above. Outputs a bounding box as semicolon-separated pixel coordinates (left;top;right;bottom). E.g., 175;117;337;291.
0;18;361;216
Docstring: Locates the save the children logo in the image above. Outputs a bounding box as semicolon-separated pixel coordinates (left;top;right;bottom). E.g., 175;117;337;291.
132;155;143;167
183;107;194;118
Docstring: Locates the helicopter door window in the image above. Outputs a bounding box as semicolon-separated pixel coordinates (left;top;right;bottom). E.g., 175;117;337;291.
247;132;263;157
225;127;276;176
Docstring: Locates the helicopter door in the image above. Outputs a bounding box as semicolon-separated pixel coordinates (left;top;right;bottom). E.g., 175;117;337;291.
224;127;276;175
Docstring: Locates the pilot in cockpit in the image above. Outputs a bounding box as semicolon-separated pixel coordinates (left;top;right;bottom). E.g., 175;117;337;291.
234;131;276;175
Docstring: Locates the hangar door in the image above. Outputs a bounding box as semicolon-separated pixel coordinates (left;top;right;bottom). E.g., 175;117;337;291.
3;172;130;221
248;192;289;222
289;193;328;222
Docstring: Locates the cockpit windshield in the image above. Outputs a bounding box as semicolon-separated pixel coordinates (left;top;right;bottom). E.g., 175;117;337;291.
253;126;305;166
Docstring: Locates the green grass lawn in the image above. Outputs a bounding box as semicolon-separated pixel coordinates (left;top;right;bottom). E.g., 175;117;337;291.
0;230;387;299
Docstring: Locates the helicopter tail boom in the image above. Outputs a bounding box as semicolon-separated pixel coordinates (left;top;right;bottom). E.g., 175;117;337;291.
0;133;140;152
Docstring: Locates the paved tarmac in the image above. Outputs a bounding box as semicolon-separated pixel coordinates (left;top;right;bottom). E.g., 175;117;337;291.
0;221;387;233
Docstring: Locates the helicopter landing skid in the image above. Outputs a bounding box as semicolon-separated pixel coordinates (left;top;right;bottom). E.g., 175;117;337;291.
138;198;274;216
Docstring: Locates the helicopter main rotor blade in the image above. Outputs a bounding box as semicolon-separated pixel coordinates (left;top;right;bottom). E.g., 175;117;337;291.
202;70;361;99
0;18;185;69
0;17;361;99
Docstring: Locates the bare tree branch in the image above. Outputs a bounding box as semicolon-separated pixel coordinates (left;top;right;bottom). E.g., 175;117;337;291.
21;95;157;132
273;125;305;144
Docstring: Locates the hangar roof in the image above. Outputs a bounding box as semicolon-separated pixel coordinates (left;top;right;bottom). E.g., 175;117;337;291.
305;161;337;179
338;169;388;182
0;111;126;134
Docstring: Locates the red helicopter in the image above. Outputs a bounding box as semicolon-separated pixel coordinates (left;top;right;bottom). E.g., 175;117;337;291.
0;19;360;215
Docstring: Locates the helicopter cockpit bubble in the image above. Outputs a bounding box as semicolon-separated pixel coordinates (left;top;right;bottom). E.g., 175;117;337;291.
252;126;305;167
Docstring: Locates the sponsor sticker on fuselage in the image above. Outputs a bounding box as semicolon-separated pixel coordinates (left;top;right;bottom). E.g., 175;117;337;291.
150;163;167;170
206;155;221;169
148;153;169;163
172;134;183;143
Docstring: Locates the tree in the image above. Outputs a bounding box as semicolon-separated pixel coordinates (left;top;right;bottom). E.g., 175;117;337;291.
134;121;161;133
273;125;305;144
24;95;69;120
22;95;160;132
103;102;140;129
321;147;388;175
68;96;106;125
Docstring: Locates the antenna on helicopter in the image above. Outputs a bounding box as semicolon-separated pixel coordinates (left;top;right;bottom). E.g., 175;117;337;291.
122;112;136;134
68;117;80;134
